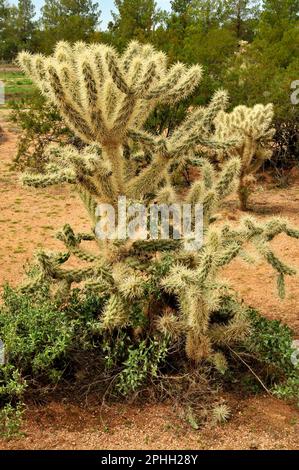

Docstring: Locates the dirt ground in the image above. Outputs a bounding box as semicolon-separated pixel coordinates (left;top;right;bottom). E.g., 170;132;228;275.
0;112;299;450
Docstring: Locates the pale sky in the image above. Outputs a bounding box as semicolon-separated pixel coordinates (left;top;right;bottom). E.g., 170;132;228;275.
11;0;172;29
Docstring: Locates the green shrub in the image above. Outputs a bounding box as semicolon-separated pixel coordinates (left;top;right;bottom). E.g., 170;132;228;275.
1;282;299;435
246;308;296;377
0;403;24;439
273;376;299;405
0;284;170;401
116;337;169;395
10;91;81;171
0;285;78;395
229;307;299;401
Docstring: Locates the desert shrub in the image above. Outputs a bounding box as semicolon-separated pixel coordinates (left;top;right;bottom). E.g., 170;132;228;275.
248;309;299;404
115;337;169;395
0;282;298;434
246;308;296;377
273;376;299;405
0;285;78;393
269;120;299;171
0;284;170;398
223;306;299;401
10;91;82;171
0;403;24;439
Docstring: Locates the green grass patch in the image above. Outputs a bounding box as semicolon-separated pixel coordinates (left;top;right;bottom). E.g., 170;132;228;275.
0;70;36;106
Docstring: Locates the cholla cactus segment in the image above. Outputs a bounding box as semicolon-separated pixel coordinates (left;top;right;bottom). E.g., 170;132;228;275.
112;263;146;300
185;332;212;363
101;294;129;330
155;311;186;339
17;41;299;371
210;352;228;374
213;103;275;210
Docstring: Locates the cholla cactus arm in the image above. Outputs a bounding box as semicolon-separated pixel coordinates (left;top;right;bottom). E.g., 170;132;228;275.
56;224;100;263
126;153;171;199
144;62;188;100
47;64;95;143
76;185;98;225
100;293;130;330
219;216;298;298
203;89;229;130
21;169;76;187
215;157;241;199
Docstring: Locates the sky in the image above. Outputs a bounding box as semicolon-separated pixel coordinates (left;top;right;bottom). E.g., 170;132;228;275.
11;0;172;29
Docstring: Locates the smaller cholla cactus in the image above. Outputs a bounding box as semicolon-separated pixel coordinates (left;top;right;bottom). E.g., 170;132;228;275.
213;104;275;210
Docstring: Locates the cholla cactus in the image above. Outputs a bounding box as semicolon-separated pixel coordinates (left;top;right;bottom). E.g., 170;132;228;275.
17;42;298;368
213;104;275;210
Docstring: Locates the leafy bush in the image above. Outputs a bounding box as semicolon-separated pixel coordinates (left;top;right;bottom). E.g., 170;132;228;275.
0;285;78;398
116;337;169;395
0;403;24;439
1;282;299;436
273;376;299;405
226;307;299;402
0;284;171;402
246;308;296;377
10;91;82;171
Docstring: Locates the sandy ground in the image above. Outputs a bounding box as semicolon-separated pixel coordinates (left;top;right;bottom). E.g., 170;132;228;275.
0;113;299;450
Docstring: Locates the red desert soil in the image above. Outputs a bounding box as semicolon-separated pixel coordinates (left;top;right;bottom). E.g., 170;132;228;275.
0;113;299;450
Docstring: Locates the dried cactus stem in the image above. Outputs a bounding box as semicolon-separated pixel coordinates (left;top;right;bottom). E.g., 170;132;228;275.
238;180;251;211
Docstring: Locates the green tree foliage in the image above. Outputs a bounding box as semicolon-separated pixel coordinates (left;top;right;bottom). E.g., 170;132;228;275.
259;0;299;40
223;0;261;39
39;0;101;53
0;0;36;59
15;0;36;51
0;0;17;60
110;0;159;48
223;0;299;164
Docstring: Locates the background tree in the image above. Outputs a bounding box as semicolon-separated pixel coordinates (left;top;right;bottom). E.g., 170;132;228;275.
110;0;159;48
39;0;101;53
0;0;18;60
258;0;299;41
223;0;261;39
15;0;36;52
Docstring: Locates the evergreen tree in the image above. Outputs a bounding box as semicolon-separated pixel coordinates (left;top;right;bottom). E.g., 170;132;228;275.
40;0;101;53
170;0;194;27
258;0;299;40
191;0;224;32
223;0;260;39
0;1;18;60
111;0;158;47
15;0;36;51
